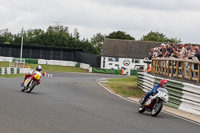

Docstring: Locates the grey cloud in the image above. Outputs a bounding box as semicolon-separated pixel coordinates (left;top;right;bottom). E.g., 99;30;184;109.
0;0;200;43
90;0;200;11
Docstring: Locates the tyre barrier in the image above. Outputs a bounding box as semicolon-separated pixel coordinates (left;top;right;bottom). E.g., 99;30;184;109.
0;67;31;75
137;72;200;115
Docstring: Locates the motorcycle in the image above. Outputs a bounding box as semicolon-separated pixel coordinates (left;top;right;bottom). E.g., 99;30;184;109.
138;87;169;117
21;72;41;93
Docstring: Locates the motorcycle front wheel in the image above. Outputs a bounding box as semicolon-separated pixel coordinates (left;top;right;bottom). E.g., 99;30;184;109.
151;102;163;117
27;81;37;93
21;86;25;92
138;100;145;113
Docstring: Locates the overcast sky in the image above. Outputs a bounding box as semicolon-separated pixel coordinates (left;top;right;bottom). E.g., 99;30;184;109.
0;0;200;43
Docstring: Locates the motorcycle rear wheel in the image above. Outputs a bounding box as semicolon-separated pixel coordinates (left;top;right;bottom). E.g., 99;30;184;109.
151;102;163;117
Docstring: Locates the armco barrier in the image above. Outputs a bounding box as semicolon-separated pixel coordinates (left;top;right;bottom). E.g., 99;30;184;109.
137;72;200;115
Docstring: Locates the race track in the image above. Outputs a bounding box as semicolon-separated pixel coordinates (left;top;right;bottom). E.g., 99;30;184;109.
0;72;199;133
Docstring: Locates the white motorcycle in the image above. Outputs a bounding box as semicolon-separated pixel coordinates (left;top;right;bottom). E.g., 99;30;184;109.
138;87;169;117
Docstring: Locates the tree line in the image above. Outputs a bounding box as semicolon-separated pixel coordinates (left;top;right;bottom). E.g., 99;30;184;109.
0;25;181;55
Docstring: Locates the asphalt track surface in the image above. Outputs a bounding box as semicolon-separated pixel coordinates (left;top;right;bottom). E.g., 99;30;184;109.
0;72;199;133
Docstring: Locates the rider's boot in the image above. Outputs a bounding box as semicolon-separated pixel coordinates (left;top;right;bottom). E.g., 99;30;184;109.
140;99;145;107
21;81;25;87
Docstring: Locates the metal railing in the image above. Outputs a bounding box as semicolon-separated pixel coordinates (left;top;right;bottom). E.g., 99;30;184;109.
152;58;200;83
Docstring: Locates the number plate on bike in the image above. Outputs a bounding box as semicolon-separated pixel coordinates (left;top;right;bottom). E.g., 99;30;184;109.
24;78;31;87
145;99;152;105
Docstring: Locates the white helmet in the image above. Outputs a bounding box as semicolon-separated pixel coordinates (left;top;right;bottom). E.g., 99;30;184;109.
36;65;42;72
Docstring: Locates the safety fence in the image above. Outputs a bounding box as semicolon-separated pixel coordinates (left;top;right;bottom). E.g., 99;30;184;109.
137;72;200;115
152;58;200;83
0;67;31;75
0;44;100;67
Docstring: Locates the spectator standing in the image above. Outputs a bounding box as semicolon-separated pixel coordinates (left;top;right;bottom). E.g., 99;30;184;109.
179;43;189;59
164;44;173;58
153;47;159;58
159;43;166;57
149;48;154;60
194;46;200;61
176;43;188;75
188;44;197;60
147;63;151;74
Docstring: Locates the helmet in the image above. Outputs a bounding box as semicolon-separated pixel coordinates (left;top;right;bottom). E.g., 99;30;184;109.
160;79;167;85
36;65;42;72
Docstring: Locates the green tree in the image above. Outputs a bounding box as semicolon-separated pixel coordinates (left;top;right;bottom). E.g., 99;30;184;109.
0;29;13;44
0;26;101;55
141;31;181;43
91;33;104;52
106;31;135;40
73;28;80;40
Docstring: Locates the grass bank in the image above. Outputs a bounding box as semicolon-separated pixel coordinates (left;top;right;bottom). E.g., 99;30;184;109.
0;62;87;78
102;76;145;98
0;62;9;67
26;63;87;73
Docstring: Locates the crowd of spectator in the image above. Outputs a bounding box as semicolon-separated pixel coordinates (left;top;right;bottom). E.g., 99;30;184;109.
149;43;200;61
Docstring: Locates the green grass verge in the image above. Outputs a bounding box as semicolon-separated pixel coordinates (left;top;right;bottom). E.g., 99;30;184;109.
0;62;9;67
103;76;145;98
0;62;88;73
0;74;25;78
0;62;87;78
26;63;87;73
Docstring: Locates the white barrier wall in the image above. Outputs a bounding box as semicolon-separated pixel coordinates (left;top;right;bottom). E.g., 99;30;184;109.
0;56;13;62
80;63;90;70
38;59;78;67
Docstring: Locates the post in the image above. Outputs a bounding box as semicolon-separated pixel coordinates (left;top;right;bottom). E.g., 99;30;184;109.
158;60;161;74
152;59;155;74
171;60;173;78
182;61;184;79
189;63;192;81
167;60;170;77
198;64;200;83
20;36;23;62
176;61;179;78
155;60;158;73
20;27;23;62
164;60;166;75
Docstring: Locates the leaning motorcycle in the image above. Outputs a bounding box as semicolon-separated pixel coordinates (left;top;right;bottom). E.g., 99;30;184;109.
21;72;41;93
138;87;169;117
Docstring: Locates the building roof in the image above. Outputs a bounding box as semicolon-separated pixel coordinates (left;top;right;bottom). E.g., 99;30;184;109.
102;38;162;59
